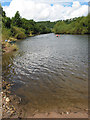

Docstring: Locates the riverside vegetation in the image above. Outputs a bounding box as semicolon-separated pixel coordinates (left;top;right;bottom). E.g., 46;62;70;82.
1;4;90;53
1;5;55;53
53;15;90;34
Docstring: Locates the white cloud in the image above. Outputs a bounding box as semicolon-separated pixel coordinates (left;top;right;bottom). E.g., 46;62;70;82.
3;0;88;21
72;1;80;7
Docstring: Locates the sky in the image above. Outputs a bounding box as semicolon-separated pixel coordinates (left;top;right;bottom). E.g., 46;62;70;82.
0;0;89;21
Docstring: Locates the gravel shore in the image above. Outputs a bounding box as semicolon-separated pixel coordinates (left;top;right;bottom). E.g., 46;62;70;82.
2;80;88;118
2;80;22;118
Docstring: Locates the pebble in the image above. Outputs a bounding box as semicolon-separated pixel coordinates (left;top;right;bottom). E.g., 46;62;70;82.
10;108;13;111
7;110;10;113
2;81;18;117
6;106;10;110
11;110;14;114
3;105;5;108
66;111;69;114
7;84;11;86
13;107;16;110
5;109;7;112
6;97;10;102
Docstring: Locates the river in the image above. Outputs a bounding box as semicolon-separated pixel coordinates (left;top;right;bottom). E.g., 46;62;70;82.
2;33;88;115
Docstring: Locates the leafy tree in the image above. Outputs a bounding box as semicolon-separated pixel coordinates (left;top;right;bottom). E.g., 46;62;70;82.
53;15;89;34
0;4;6;17
12;11;22;27
3;17;11;28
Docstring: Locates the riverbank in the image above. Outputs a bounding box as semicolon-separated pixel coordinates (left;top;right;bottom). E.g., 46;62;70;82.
2;80;88;118
2;37;18;54
2;83;88;118
2;79;88;118
22;112;88;118
2;80;20;118
2;33;42;54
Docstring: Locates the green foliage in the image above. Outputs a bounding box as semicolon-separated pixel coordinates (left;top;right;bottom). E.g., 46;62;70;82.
38;24;51;34
12;11;22;27
1;7;55;39
11;26;26;39
36;21;56;34
2;17;11;28
0;4;6;17
53;15;89;34
37;21;56;29
0;4;2;16
2;27;11;41
21;18;36;34
2;3;89;42
21;18;52;35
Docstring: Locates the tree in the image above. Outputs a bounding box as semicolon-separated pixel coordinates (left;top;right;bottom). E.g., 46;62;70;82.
0;4;6;17
3;17;11;28
12;11;22;27
53;15;89;34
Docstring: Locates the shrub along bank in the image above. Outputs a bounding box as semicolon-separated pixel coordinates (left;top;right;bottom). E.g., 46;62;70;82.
1;5;55;53
53;15;90;34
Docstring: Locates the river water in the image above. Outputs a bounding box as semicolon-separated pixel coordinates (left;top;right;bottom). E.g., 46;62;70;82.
2;33;88;114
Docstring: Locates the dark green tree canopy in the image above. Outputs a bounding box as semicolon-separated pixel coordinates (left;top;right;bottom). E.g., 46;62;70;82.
0;4;6;17
12;11;22;27
3;17;11;28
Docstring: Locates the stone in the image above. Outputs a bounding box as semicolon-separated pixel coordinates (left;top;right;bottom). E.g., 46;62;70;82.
6;97;10;102
11;110;14;114
7;84;11;87
66;111;69;114
3;105;5;108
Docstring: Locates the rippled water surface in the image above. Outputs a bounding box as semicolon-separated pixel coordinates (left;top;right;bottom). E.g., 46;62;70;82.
3;33;88;113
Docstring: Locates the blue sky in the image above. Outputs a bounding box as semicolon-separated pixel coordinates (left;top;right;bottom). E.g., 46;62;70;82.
1;0;89;7
1;2;10;6
1;0;89;21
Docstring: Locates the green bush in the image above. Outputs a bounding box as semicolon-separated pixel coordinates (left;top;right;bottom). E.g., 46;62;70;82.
11;26;26;39
53;15;89;34
2;27;11;41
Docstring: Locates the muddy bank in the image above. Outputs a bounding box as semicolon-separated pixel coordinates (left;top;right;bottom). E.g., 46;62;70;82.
2;80;88;118
2;43;18;54
2;38;18;54
2;80;23;118
24;111;88;118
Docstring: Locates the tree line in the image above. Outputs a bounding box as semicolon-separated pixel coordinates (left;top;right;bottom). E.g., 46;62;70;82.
1;5;55;40
1;4;90;41
53;15;90;34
